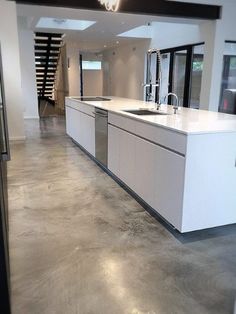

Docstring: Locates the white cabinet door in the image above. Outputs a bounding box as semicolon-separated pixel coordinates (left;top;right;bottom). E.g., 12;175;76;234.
108;125;120;177
108;125;136;190
66;106;80;141
108;124;185;231
66;106;95;156
135;137;156;207
119;130;136;190
65;106;73;138
80;113;95;157
152;146;185;230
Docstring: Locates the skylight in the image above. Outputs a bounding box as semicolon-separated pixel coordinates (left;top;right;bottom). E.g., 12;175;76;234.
117;25;153;39
36;18;96;31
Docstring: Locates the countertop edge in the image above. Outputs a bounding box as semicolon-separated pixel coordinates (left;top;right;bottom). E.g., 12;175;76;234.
66;97;236;136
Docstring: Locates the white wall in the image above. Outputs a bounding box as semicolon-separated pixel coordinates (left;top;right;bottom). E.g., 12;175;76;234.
0;0;25;140
66;41;104;97
83;71;103;96
103;40;150;100
151;22;201;50
18;16;39;119
66;41;81;96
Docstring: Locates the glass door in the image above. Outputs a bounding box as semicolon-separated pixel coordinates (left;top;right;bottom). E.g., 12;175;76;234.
172;50;187;106
219;42;236;114
160;43;204;108
160;53;170;102
189;44;204;109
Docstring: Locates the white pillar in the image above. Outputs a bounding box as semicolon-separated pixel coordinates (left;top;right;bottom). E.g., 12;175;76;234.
65;41;81;96
18;17;39;119
0;0;25;140
199;21;224;112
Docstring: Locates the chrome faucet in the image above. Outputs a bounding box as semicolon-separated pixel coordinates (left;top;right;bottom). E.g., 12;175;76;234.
143;83;159;104
164;93;179;114
143;48;162;110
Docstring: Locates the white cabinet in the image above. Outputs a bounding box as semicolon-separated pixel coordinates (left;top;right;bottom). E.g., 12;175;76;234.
108;125;136;189
135;137;156;207
66;105;95;157
66;105;80;142
108;124;185;230
152;145;185;230
108;125;120;177
119;130;136;190
80;112;95;156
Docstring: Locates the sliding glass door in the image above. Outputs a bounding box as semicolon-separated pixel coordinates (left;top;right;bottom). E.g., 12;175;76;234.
172;50;188;106
160;43;204;108
219;42;236;114
189;45;204;109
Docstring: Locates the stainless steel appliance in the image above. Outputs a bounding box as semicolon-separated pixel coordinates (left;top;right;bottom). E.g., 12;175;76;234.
94;108;108;166
0;45;11;314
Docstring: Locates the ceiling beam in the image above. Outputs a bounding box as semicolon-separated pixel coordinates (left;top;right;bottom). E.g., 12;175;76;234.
12;0;221;20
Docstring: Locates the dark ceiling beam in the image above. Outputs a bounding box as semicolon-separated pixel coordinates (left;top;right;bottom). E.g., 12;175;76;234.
12;0;221;20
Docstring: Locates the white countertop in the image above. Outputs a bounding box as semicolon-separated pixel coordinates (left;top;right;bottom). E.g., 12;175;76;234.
67;96;236;135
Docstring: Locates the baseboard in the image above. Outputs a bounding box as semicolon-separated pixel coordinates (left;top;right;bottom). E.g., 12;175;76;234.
24;116;39;120
10;136;26;141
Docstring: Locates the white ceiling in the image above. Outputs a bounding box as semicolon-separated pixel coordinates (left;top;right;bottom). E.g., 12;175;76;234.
17;3;206;52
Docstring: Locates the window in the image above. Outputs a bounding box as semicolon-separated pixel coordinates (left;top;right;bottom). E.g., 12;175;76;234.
159;43;204;108
219;41;236;114
82;60;102;70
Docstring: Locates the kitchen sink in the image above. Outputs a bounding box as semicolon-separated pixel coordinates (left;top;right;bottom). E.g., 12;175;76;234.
123;109;168;116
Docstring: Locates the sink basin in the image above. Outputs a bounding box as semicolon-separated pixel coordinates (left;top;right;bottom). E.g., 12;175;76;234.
123;109;168;116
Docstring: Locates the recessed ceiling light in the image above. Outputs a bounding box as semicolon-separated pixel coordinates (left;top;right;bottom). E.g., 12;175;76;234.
36;17;96;31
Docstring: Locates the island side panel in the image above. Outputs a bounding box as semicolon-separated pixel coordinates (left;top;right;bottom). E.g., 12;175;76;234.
182;132;236;233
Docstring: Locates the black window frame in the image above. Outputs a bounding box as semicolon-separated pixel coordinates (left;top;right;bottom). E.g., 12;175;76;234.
159;42;204;108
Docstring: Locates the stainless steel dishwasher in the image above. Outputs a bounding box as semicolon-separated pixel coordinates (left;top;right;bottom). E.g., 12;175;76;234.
94;108;108;166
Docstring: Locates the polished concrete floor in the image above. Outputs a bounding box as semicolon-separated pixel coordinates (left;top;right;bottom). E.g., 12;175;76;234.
8;117;236;314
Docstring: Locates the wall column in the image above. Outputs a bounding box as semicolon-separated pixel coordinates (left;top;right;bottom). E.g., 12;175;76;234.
18;16;39;119
0;0;25;140
199;21;224;112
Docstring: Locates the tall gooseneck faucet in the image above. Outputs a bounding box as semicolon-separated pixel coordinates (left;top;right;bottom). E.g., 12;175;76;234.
143;48;162;110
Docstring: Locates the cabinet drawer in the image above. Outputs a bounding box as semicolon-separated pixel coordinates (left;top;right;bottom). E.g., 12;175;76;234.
134;120;187;155
78;102;95;117
108;112;136;134
65;99;94;117
108;112;187;155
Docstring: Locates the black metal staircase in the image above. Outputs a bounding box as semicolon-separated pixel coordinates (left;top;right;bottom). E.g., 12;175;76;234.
34;32;63;109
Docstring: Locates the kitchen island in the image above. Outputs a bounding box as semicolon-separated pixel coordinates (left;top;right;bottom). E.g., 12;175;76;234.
65;96;236;233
